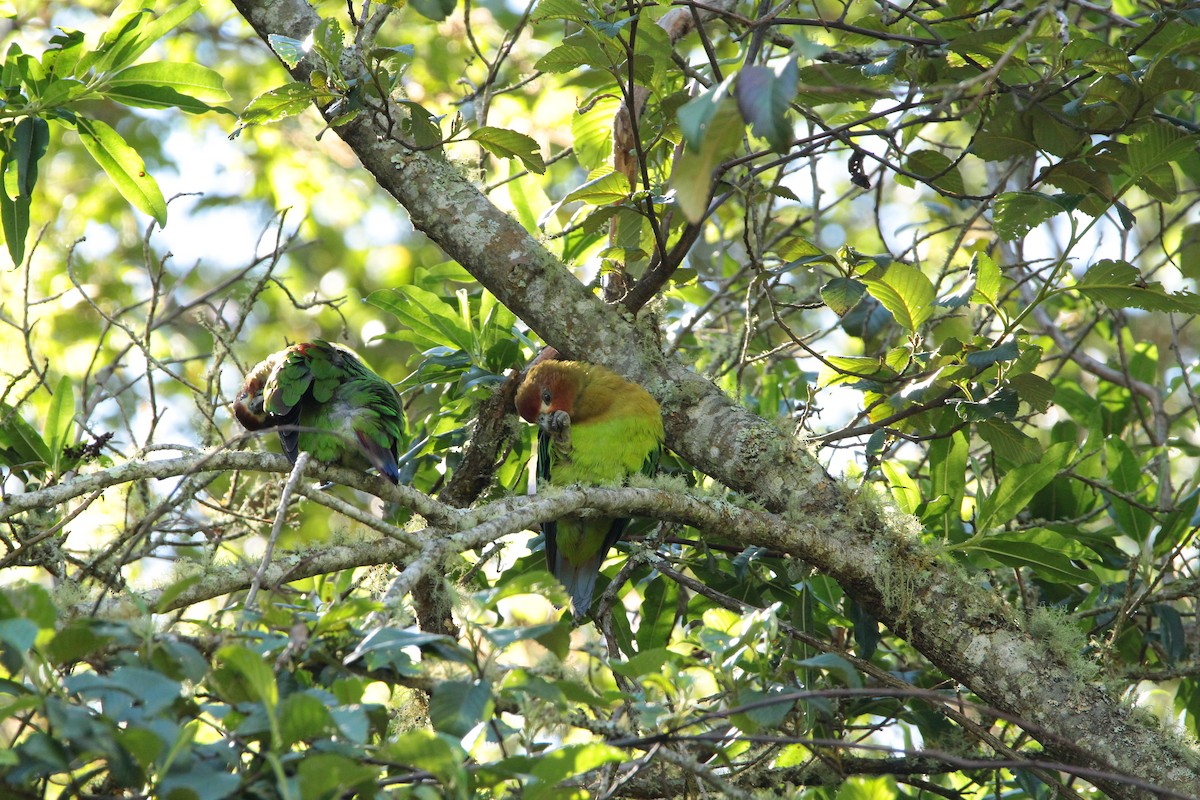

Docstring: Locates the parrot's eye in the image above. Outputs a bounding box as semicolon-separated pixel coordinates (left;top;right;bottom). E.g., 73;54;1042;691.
541;388;552;405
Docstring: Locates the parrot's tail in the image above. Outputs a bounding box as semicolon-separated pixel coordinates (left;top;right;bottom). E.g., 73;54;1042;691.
356;431;401;484
551;550;603;619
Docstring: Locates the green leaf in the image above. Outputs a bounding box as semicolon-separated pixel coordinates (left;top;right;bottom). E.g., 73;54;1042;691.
469;126;545;174
881;461;920;515
532;0;591;22
1008;373;1055;413
92;0;201;74
12;116;49;198
44;375;74;472
904;149;964;194
975;441;1073;533
970;252;1001;307
410;0;457;21
527;744;625;800
964;339;1019;368
674;80;743;223
1;116;49;265
104;62;231;114
75;117;167;226
367;285;475;353
214;645;278;711
535;44;594;73
0;402;52;466
636;578;677;652
108;61;230;102
429;679;491;737
1074;259;1200;313
236;82;326;133
677;76;736;151
861;264;935;330
386;730;467;789
991;191;1080;240
735;58;798;152
266;34;306;68
821;277;866;315
279;693;335;747
562;170;630;205
968;534;1097;584
977;419;1041;465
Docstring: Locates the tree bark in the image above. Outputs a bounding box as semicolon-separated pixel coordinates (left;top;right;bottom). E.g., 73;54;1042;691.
227;2;1200;795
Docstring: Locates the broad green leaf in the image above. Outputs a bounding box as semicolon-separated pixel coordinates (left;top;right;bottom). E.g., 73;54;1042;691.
1074;259;1200;313
861;264;935;330
279;693;335;747
977;419;1040;465
385;730;467;789
673;95;742;223
214;645;278;711
968;534;1097;584
881;461;920;515
296;753;380;800
1105;437;1153;542
1008;373;1055;412
267;34;307;68
904;149;964;194
532;0;590;22
535;44;594;73
562;170;630;205
964;339;1018;368
0;402;52;466
469;126;545;174
991;191;1080;240
736;58;799;153
75;117;167;226
108;62;230;102
236;82;326;132
105;62;231;113
12;116;49;197
975;441;1073;533
970;252;1001;307
821;277;866;315
677;75;736;150
636;578;677;652
527;744;625;800
1;116;48;265
367;285;475;353
429;679;491;737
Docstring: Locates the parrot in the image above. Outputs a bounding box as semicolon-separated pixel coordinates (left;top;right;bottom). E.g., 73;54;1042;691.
233;340;406;484
515;358;664;617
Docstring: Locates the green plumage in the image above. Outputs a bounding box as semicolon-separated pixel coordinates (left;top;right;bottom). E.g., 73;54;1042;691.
516;359;664;616
234;341;406;483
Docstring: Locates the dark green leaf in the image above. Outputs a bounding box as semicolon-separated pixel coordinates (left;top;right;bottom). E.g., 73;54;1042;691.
975;441;1073;533
992;191;1080;240
1074;259;1200;313
430;679;491;737
821;277;866;315
736;58;798;153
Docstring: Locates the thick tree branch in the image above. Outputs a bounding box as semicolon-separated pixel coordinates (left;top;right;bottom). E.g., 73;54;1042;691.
225;2;1200;795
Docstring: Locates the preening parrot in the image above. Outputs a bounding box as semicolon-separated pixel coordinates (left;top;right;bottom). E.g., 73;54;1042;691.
515;359;664;617
233;340;406;484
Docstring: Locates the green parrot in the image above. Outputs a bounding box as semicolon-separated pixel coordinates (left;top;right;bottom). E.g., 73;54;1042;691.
515;358;664;616
233;340;406;484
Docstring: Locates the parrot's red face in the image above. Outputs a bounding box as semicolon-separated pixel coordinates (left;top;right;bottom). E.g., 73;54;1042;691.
516;363;579;424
